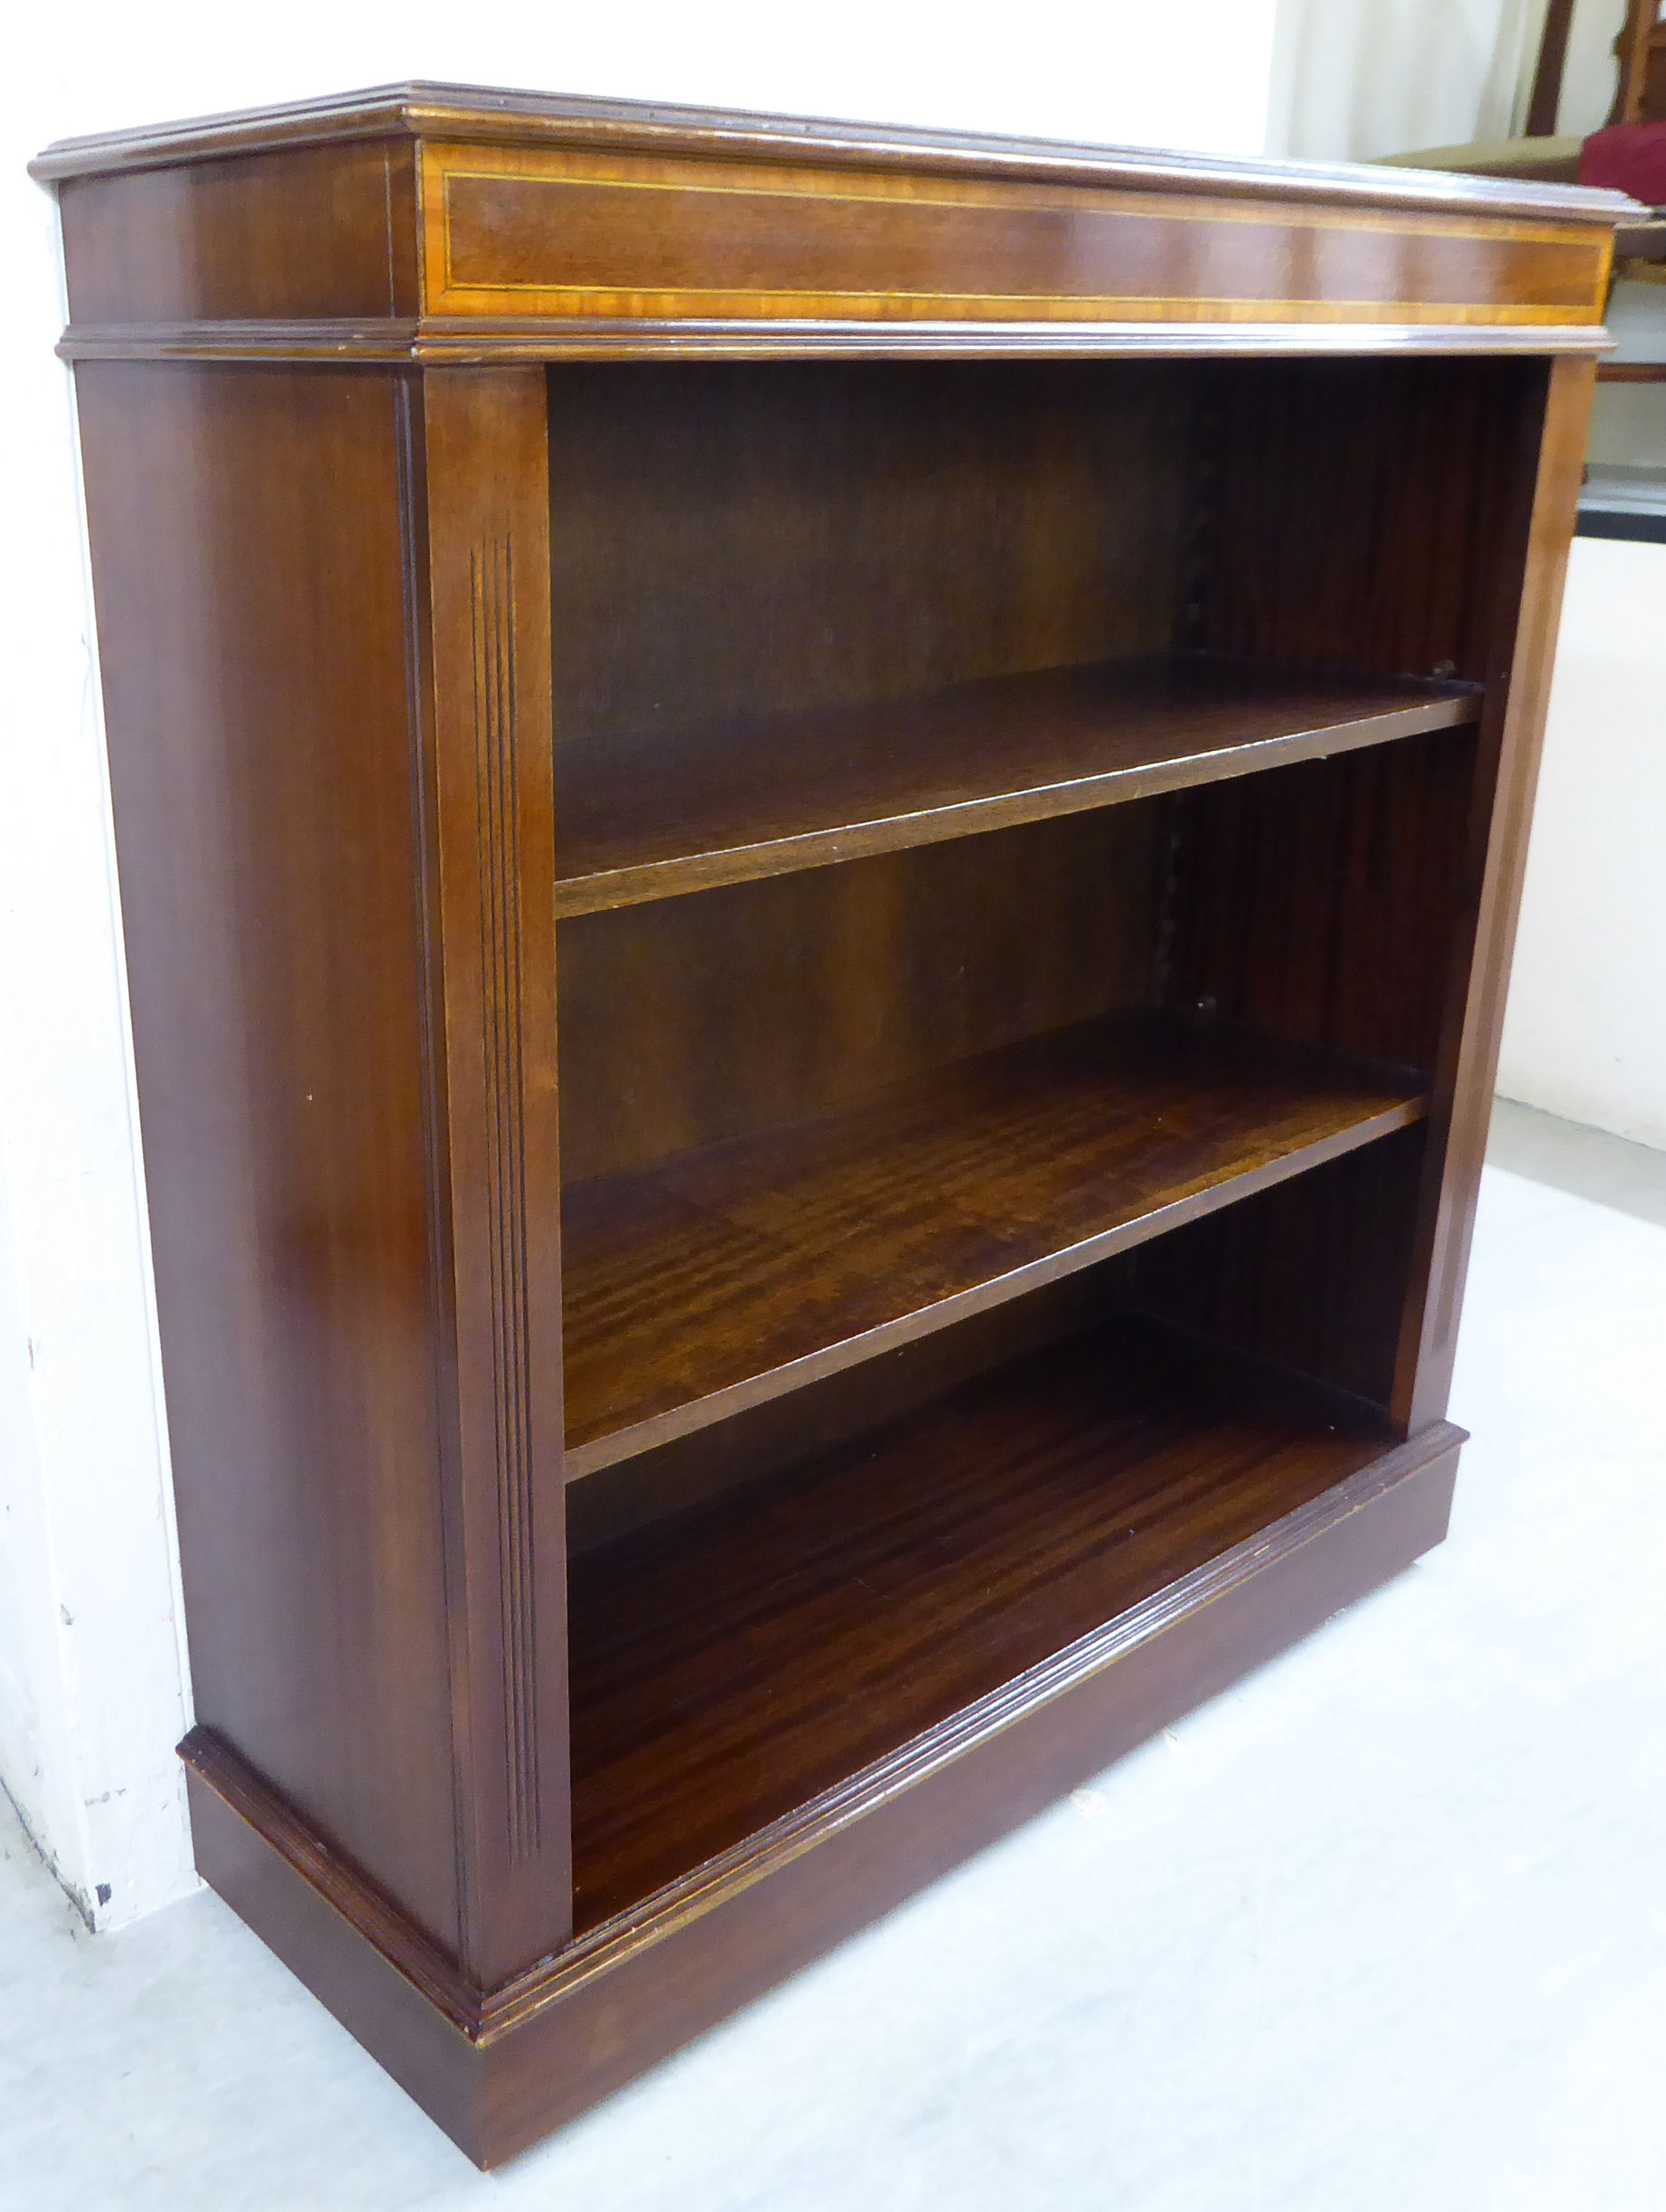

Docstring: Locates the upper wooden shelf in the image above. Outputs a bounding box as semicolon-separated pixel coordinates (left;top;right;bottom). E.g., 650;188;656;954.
561;1007;1427;1476
556;654;1482;915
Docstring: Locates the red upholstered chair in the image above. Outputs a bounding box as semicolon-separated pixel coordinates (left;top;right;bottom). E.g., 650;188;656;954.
1580;1;1666;205
1583;117;1666;202
1381;0;1665;193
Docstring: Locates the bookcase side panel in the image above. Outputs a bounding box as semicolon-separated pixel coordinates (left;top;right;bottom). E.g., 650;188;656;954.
1189;351;1592;1429
1129;1126;1428;1411
417;366;573;1982
56;137;420;329
75;361;463;1951
1163;353;1581;1419
1394;353;1596;1429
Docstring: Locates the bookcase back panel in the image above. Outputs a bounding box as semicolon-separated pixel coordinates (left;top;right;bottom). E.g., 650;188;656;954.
1192;354;1545;682
557;806;1160;1185
566;1261;1130;1556
1130;1124;1428;1412
1160;726;1480;1073
546;359;1196;759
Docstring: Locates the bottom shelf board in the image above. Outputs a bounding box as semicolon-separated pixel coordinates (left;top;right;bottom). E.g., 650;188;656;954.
180;1401;1463;2166
567;1314;1397;1931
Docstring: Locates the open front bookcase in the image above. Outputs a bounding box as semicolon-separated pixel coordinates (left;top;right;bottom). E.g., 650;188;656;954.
38;84;1624;2166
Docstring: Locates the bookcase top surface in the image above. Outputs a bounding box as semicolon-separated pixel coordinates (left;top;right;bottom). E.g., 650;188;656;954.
39;82;1634;361
32;78;1637;222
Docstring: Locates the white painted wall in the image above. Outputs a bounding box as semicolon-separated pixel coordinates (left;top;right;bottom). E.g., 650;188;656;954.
1498;539;1666;1150
0;162;194;1929
1;5;1282;1930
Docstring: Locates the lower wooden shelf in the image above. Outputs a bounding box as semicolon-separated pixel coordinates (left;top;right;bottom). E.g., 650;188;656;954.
568;1314;1399;1926
180;1357;1465;2169
562;1008;1429;1475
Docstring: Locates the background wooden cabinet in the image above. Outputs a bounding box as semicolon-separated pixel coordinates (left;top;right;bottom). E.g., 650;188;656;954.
35;81;1622;2168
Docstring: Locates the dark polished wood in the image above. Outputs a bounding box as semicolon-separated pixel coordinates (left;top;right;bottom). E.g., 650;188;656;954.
76;361;464;1953
423;139;1610;330
52;315;1621;364
555;651;1480;914
546;357;1196;802
566;1315;1399;1926
1132;1124;1429;1412
184;1410;1463;2166
565;1263;1137;1557
56;139;419;327
1177;351;1587;1428
561;1008;1427;1473
416;370;573;1982
1525;0;1578;136
1190;354;1544;682
29;77;1630;220
1394;354;1596;1431
1163;728;1481;1072
49;82;1605;2170
558;805;1165;1187
33;83;1628;368
1612;0;1666;127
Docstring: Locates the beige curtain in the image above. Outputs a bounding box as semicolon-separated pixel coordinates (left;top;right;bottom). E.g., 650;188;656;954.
1480;0;1550;140
1559;0;1633;132
1267;0;1625;162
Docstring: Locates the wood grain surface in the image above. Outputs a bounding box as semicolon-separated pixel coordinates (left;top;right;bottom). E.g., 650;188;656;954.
35;84;1626;363
181;1412;1461;2166
426;142;1611;328
555;652;1481;914
417;370;575;1981
546;358;1194;757
562;1009;1427;1473
1163;728;1481;1073
56;138;418;326
75;361;464;1951
31;78;1633;226
557;803;1164;1186
1131;1123;1428;1412
54;75;1598;2169
1393;353;1597;1429
566;1314;1397;1926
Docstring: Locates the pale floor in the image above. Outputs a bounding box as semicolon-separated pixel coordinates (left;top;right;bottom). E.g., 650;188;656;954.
3;1101;1664;2211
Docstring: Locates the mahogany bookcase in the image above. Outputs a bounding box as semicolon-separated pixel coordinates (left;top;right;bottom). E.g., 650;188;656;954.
34;84;1625;2168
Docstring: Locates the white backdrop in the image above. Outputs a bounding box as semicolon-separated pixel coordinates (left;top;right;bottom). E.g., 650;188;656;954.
0;4;1281;1930
1497;539;1666;1150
